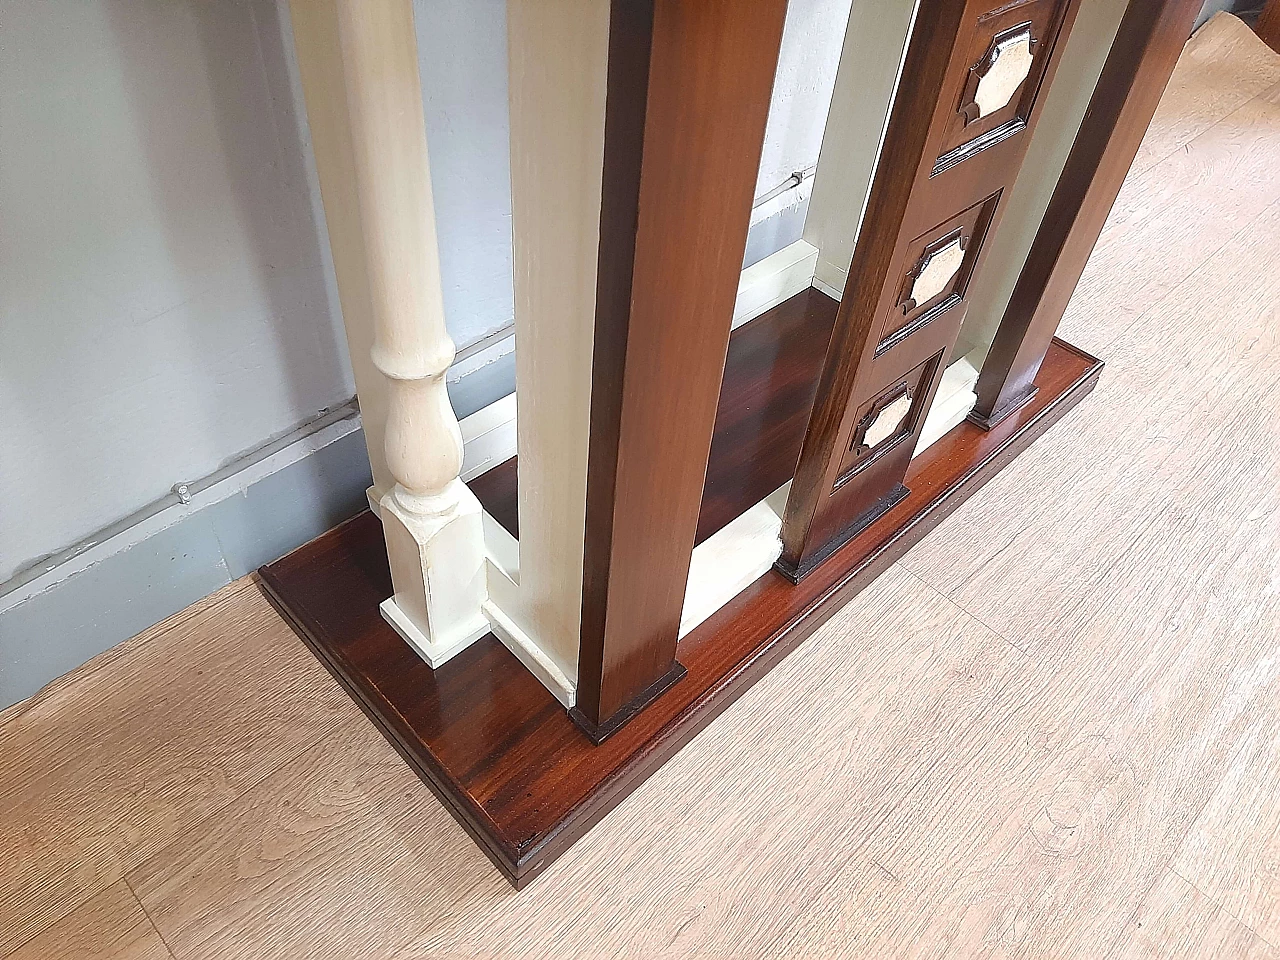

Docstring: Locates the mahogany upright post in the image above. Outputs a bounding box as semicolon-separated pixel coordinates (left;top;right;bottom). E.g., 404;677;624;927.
570;0;788;742
971;0;1204;428
779;0;1082;581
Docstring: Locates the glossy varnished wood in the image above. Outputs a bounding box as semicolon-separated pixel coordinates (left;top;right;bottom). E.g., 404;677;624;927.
697;288;839;544
972;0;1204;428
465;455;517;538
9;34;1277;952
574;0;789;735
781;0;1082;579
258;337;1102;889
1258;0;1280;53
470;288;841;547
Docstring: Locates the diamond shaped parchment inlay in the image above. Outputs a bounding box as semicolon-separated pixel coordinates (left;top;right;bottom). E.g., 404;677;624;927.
974;28;1034;119
908;236;966;311
862;391;913;450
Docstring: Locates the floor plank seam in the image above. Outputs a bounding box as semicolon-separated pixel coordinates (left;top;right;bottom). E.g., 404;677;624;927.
1086;187;1280;367
0;693;345;960
1169;865;1280;950
121;875;179;960
0;578;256;730
1128;83;1272;186
759;654;1047;957
899;566;1033;659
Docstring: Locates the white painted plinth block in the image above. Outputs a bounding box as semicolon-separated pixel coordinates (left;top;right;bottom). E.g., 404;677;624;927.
379;479;490;667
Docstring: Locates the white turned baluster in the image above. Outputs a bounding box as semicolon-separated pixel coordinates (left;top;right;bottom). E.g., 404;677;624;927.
335;0;488;665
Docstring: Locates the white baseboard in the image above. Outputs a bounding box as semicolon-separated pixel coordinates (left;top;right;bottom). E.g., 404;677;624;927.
915;354;980;457
482;597;576;708
733;239;820;330
811;258;847;301
679;483;788;639
460;392;518;481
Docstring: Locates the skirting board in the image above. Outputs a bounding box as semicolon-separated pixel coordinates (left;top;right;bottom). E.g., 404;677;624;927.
258;337;1102;889
0;408;374;710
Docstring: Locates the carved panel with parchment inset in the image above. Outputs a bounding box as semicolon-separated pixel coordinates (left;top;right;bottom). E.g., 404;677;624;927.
935;0;1065;175
779;0;1081;583
878;191;1002;356
835;351;944;489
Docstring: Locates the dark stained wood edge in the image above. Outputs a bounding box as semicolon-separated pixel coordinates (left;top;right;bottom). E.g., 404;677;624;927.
576;0;789;730
569;660;687;744
260;337;1101;890
972;0;1202;426
578;0;657;728
780;0;972;576
1257;0;1280;54
774;484;909;584
782;0;1084;579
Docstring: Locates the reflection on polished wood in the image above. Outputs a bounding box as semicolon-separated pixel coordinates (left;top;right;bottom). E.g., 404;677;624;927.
465;287;841;548
4;24;1277;949
258;338;1101;888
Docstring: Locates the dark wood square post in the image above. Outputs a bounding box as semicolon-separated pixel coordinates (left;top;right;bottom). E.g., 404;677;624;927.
971;0;1205;428
779;0;1082;580
570;0;790;741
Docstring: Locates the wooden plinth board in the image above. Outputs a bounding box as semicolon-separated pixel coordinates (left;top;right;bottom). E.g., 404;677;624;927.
259;338;1101;889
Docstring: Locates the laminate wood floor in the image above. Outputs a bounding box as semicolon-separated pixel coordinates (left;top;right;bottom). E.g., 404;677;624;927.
2;13;1277;959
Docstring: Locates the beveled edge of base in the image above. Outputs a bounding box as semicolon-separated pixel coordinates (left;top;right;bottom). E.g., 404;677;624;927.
774;483;911;584
260;337;1104;891
967;384;1040;431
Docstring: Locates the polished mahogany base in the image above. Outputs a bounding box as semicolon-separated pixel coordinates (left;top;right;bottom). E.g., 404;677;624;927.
258;335;1101;889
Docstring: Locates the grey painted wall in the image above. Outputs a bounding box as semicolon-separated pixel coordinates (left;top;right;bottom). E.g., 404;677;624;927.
1;0;353;584
7;0;1219;706
1198;0;1261;28
0;0;515;586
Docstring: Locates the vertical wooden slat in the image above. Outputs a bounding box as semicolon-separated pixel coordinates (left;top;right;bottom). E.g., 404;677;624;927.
501;0;610;694
288;0;392;501
781;0;972;582
571;0;789;741
971;0;1203;428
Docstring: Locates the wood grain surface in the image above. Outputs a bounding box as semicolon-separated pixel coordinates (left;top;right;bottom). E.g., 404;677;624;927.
5;883;170;960
973;0;1205;427
2;13;1278;960
781;0;1083;577
575;0;789;733
467;287;840;547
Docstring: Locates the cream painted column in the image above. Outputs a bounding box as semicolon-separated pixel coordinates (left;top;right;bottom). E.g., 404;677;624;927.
803;0;921;299
331;0;488;666
477;0;608;708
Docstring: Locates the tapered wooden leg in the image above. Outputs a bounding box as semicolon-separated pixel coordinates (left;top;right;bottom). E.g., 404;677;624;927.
331;0;488;666
970;0;1203;429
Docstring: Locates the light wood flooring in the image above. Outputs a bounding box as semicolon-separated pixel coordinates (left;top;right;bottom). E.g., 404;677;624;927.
3;13;1278;959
